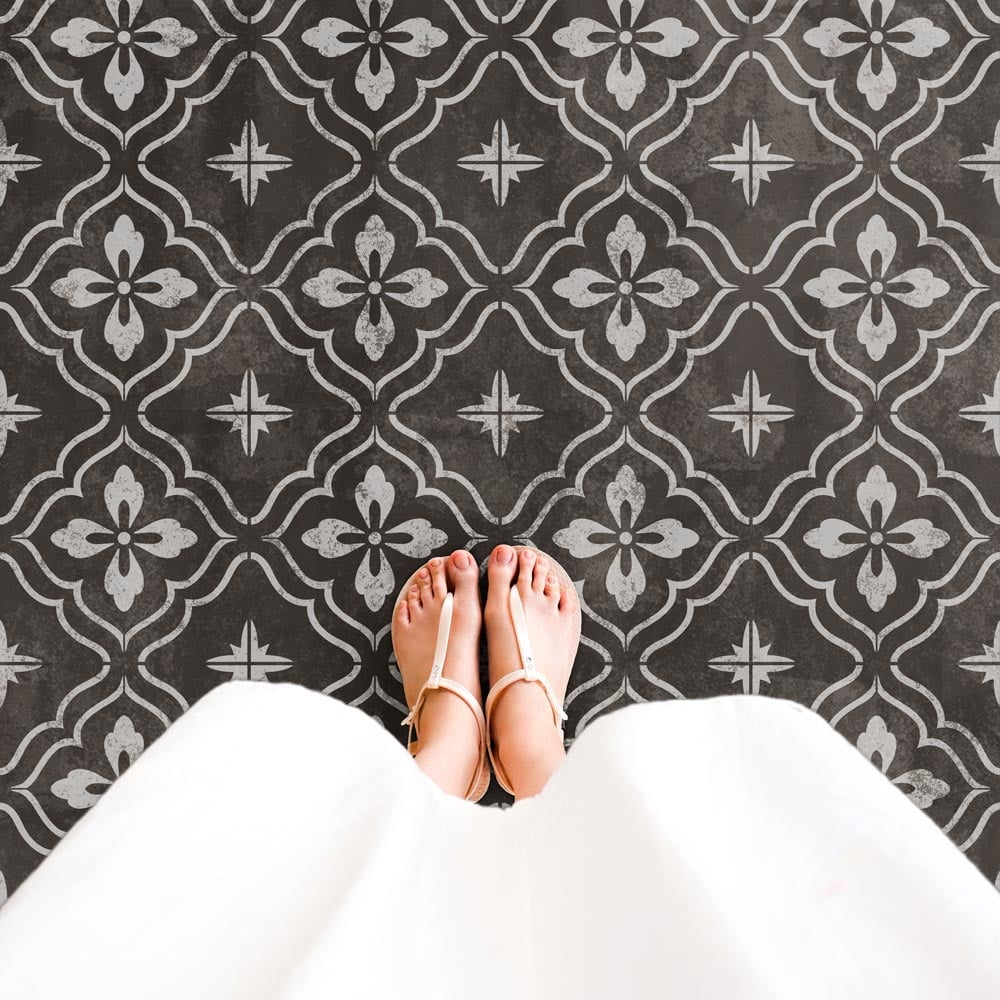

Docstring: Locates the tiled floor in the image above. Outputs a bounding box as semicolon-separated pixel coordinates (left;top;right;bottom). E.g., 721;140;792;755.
2;0;1000;899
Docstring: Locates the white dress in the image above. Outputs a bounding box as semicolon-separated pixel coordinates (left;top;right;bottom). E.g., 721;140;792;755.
1;680;999;999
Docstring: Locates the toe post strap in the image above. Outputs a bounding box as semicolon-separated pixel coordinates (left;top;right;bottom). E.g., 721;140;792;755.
485;585;569;796
399;591;490;802
496;584;568;726
400;592;453;729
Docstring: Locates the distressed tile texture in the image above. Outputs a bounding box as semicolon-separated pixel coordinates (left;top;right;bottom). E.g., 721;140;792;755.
2;0;1000;900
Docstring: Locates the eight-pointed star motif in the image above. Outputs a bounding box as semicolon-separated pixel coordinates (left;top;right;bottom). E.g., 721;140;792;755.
457;120;544;207
959;371;1000;456
51;0;197;111
50;214;198;362
803;214;950;362
960;120;1000;208
302;214;447;362
0;620;41;710
708;371;794;458
457;370;543;458
708;621;794;695
301;0;447;111
708;120;794;208
0;369;41;460
553;0;699;111
206;370;292;458
958;619;1000;707
206;621;293;682
206;121;292;208
0;117;40;209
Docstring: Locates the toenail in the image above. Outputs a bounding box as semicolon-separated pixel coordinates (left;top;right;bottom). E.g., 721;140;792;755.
453;551;470;568
524;550;534;560
431;558;441;567
548;575;557;585
418;568;429;579
495;547;512;564
409;585;419;595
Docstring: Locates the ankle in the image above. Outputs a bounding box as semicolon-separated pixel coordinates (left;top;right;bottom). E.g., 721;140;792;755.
412;690;481;797
498;733;565;799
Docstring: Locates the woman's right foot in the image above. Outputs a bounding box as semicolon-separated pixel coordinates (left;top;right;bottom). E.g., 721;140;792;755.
484;544;580;798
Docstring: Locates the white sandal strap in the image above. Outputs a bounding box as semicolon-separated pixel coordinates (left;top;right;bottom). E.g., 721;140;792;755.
507;585;568;726
485;586;568;795
400;592;488;800
401;592;453;730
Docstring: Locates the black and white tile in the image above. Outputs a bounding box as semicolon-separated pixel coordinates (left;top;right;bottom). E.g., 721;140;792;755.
3;0;1000;900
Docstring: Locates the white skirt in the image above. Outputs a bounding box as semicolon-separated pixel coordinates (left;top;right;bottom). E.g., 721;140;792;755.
1;681;999;999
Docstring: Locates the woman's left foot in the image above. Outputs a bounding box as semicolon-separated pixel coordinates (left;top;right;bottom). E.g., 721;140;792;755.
393;551;484;796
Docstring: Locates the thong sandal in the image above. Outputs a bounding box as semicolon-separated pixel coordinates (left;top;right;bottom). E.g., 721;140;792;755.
391;567;491;803
484;546;581;796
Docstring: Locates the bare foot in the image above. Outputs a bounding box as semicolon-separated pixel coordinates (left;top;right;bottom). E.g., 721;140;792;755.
393;550;483;798
485;544;579;799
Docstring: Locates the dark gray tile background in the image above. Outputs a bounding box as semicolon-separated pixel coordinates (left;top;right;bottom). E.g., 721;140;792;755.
2;0;1000;901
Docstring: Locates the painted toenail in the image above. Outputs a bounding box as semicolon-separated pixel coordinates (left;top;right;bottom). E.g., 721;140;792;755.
419;568;429;579
496;547;512;564
431;558;441;567
409;586;419;595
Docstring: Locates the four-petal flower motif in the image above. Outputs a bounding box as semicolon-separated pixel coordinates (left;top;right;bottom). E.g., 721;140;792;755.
302;0;447;111
553;214;698;361
303;214;447;361
803;0;949;111
51;214;197;362
51;715;144;810
51;464;198;613
803;214;949;362
302;465;448;612
553;0;699;111
51;0;197;111
803;464;950;613
554;464;699;611
857;715;949;808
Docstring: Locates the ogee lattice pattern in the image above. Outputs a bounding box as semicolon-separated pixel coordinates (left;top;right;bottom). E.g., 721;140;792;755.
2;0;1000;899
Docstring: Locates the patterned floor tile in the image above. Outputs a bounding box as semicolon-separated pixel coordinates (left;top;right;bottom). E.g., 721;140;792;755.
2;0;1000;895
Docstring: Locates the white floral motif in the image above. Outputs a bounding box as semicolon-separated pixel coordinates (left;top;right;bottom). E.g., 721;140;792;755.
553;214;698;361
51;465;197;613
803;214;949;362
554;0;698;111
302;214;447;362
302;0;447;112
51;0;197;111
51;214;197;362
803;1;949;111
302;465;448;612
803;464;950;613
553;464;699;612
857;715;949;808
51;716;144;810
